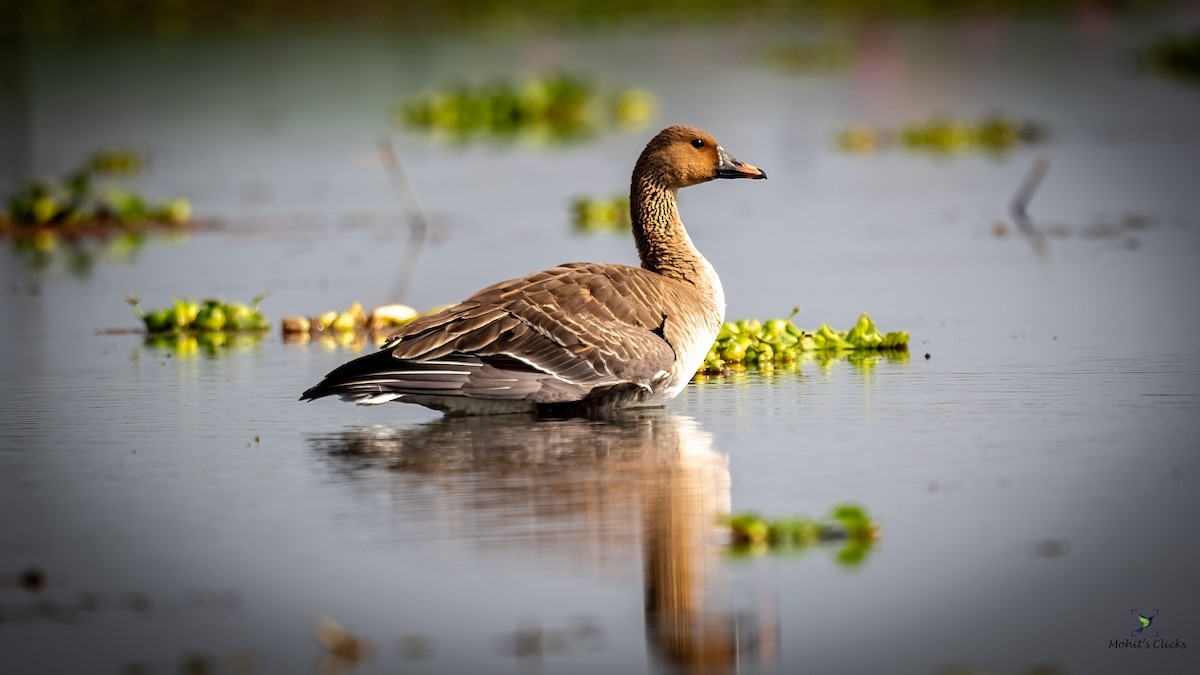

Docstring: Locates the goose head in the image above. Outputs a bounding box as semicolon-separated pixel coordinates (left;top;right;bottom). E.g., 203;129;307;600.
635;125;767;189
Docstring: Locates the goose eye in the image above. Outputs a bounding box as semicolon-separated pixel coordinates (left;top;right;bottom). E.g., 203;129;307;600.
691;138;705;149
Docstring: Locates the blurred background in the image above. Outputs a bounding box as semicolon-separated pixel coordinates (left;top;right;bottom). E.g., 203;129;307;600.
1;1;1199;674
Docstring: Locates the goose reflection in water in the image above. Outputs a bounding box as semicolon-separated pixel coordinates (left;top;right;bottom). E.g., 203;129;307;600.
308;410;774;674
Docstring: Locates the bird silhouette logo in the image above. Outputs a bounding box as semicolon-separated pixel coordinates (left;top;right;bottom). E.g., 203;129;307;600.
1131;609;1160;637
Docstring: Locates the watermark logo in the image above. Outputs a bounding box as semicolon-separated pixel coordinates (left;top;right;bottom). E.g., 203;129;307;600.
1132;609;1160;637
1108;609;1187;650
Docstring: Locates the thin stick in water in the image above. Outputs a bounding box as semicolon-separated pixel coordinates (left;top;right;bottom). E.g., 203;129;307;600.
379;136;429;303
1010;157;1049;250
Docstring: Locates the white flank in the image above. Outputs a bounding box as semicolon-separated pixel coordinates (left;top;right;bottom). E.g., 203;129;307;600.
356;393;405;405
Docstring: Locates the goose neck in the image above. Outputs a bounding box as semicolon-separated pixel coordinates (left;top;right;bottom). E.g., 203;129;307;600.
630;176;711;286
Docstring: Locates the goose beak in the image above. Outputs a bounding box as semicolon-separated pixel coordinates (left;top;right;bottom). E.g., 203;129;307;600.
715;146;767;180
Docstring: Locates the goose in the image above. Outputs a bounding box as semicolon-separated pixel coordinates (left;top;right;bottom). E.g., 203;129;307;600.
301;125;766;415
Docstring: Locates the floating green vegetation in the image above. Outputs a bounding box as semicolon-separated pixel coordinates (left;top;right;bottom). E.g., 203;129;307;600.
8;230;193;278
836;115;1046;156
762;41;853;74
3;150;197;276
142;330;266;359
700;312;908;375
1144;31;1200;85
396;74;656;143
2;149;192;231
693;349;910;384
571;194;630;233
724;504;881;566
127;296;269;334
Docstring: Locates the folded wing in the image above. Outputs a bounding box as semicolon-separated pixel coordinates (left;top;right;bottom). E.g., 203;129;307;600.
300;263;696;406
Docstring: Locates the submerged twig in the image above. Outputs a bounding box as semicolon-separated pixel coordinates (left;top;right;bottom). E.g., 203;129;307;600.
379;136;430;303
1010;157;1049;253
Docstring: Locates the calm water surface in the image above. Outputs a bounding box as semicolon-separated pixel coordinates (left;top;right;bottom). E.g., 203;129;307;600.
2;15;1199;675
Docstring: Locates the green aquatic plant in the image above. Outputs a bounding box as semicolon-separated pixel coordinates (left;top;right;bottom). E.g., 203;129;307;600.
8;228;196;279
396;74;656;143
3;149;191;230
130;293;270;360
571;194;630;233
699;312;908;374
142;331;266;360
127;296;269;334
724;504;881;566
691;348;910;387
836;114;1045;156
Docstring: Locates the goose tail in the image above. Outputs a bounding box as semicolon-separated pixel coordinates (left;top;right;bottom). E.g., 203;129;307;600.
300;349;473;405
